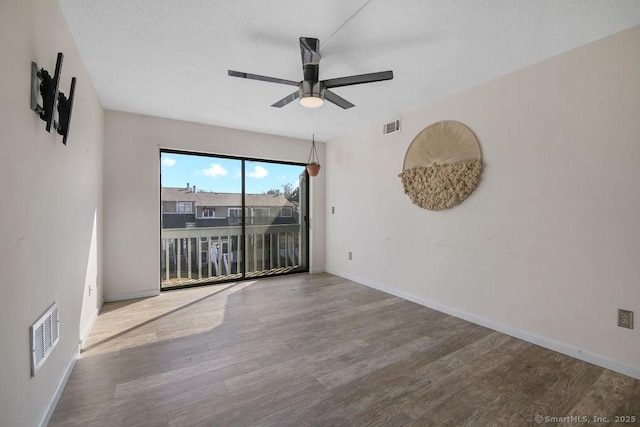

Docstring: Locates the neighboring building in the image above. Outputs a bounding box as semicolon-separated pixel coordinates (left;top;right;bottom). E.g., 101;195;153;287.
161;184;298;229
161;185;302;282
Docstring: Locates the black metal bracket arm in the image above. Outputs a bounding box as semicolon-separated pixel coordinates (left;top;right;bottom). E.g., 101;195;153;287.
56;77;76;145
34;68;53;119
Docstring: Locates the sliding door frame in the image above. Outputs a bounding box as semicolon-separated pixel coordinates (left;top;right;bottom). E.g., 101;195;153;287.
159;148;310;291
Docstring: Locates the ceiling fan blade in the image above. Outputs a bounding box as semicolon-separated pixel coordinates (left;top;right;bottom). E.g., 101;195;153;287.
228;70;298;86
271;91;300;108
324;90;355;109
300;37;321;65
323;70;393;88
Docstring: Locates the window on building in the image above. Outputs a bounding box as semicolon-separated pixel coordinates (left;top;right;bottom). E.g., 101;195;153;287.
202;208;215;218
251;208;270;218
177;202;192;213
280;206;293;217
228;208;246;225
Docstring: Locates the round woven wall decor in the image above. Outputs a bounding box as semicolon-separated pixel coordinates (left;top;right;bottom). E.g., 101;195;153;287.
399;120;482;210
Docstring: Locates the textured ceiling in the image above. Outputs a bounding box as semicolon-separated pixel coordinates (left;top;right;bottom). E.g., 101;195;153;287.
58;0;640;142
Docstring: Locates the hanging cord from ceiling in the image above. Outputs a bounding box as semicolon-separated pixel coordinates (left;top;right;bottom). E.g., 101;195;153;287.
320;0;374;49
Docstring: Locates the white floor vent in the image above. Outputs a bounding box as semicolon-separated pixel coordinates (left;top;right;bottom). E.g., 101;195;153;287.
30;303;59;376
383;118;401;135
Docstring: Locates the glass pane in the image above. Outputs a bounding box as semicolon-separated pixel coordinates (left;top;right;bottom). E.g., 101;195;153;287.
244;160;307;278
160;153;243;289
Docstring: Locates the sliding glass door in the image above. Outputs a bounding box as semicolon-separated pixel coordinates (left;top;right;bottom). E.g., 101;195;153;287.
243;160;308;277
160;151;308;290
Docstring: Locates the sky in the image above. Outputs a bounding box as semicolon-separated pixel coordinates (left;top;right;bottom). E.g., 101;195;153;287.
160;152;305;194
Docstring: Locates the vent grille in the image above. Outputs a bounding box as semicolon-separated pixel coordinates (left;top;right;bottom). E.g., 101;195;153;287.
383;118;401;135
30;303;59;376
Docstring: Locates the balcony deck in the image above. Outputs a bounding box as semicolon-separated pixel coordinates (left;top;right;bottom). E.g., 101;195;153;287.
161;224;303;288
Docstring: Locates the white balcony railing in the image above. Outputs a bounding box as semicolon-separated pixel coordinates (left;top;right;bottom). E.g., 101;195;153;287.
161;224;302;288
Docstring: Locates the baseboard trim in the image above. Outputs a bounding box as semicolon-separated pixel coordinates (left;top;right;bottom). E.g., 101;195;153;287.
39;343;79;427
328;269;640;381
103;289;160;302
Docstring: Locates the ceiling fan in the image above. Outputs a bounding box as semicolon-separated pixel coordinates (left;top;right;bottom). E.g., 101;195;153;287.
228;37;393;109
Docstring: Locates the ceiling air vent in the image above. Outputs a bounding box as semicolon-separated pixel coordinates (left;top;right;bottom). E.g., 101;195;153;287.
383;118;401;135
30;303;60;376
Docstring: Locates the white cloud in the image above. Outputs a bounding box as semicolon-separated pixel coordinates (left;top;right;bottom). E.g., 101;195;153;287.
161;157;176;166
202;163;228;177
247;165;268;179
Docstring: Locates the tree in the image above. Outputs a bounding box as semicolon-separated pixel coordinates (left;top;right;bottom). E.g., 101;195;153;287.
264;183;299;204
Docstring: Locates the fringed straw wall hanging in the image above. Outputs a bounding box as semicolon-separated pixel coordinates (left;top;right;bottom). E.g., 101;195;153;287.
399;120;483;210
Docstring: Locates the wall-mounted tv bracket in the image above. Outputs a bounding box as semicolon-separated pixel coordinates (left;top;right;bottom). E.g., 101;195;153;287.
31;52;76;145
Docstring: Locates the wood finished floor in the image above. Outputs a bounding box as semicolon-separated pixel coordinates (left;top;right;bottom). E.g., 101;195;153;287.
50;273;640;426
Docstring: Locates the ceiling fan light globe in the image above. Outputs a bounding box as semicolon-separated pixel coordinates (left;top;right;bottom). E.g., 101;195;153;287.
300;96;324;108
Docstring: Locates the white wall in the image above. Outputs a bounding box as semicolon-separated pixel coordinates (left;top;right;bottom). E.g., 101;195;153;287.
326;25;640;378
103;111;326;300
0;0;104;425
